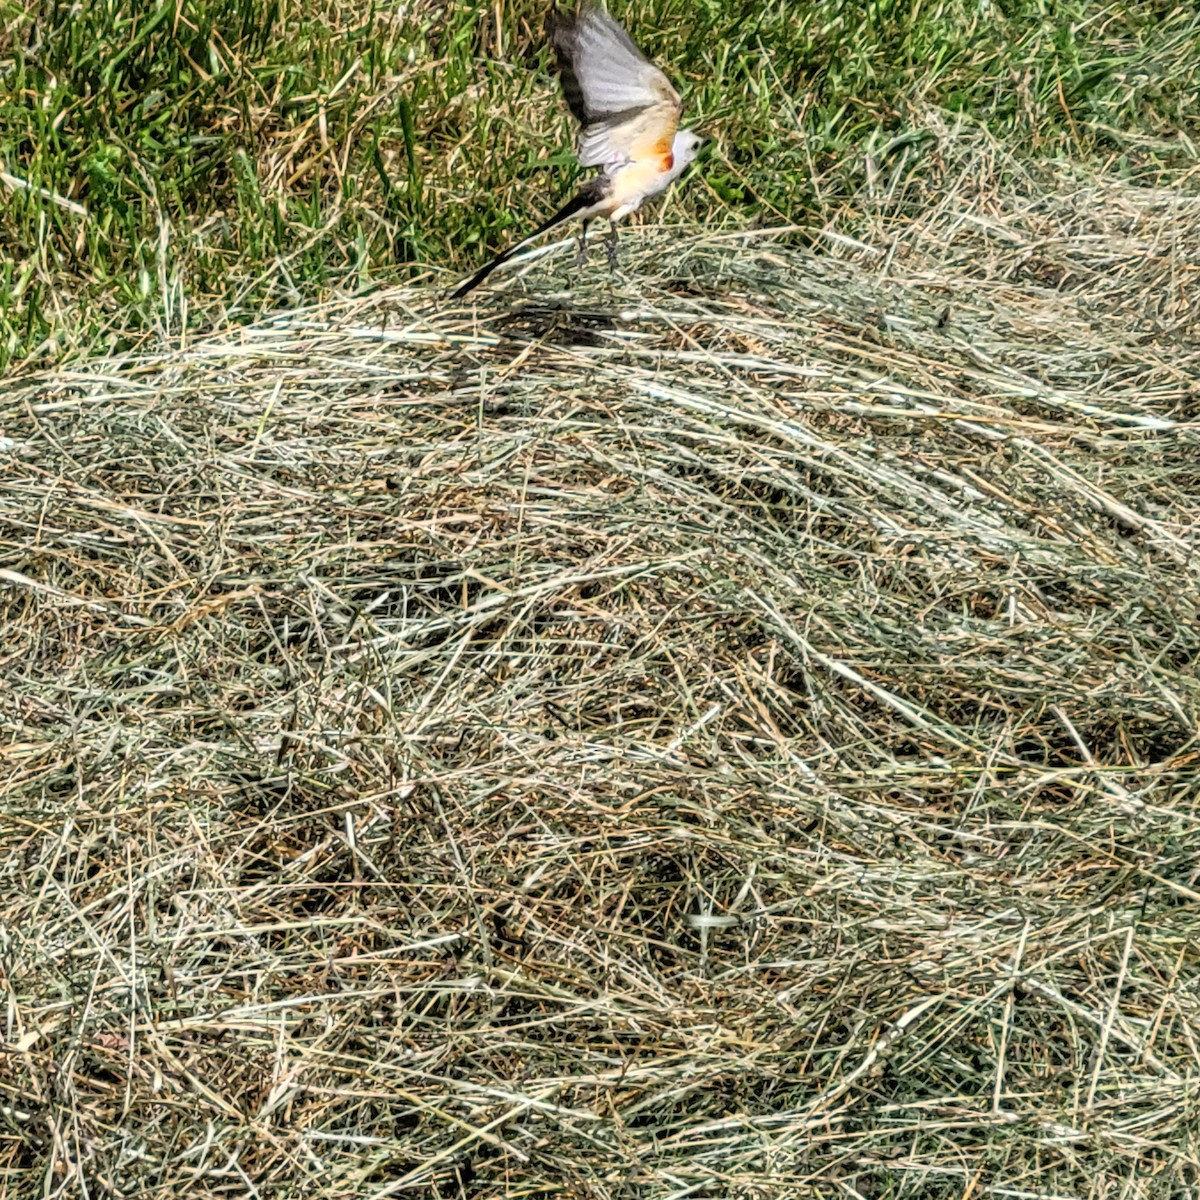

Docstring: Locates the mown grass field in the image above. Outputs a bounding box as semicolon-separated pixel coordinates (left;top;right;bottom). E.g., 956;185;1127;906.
3;3;1200;1199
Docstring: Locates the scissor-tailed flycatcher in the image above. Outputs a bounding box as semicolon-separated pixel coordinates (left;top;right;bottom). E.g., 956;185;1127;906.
449;3;701;299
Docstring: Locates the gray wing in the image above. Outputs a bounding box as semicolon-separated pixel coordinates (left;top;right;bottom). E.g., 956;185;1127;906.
550;4;682;170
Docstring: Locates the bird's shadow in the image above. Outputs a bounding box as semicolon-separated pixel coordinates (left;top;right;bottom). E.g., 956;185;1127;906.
489;299;632;349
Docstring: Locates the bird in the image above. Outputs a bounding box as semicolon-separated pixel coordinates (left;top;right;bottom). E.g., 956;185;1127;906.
449;2;702;300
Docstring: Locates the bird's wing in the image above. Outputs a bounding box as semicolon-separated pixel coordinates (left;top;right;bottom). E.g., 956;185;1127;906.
550;4;682;170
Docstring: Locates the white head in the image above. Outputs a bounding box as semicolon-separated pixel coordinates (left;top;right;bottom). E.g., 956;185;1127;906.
672;129;704;173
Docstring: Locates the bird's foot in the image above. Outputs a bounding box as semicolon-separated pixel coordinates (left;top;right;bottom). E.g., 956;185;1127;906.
605;227;620;274
575;230;589;267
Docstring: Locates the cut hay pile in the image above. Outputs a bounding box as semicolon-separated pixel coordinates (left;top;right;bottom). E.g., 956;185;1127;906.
3;129;1200;1198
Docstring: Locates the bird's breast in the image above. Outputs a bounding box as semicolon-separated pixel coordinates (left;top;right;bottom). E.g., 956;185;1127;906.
607;156;677;209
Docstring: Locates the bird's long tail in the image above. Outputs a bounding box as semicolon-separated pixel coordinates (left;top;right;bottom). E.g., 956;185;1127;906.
449;185;602;300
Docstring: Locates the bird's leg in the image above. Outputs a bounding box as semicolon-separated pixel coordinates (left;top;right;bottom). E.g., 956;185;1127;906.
605;221;620;273
575;219;591;267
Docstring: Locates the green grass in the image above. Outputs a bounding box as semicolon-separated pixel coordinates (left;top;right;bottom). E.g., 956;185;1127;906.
1;0;1198;369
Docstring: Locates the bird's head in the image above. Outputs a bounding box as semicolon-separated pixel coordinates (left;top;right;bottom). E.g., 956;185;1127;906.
672;128;704;169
